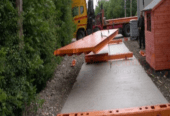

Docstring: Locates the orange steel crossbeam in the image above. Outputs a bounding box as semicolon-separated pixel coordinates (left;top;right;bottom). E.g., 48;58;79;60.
108;39;123;44
106;16;137;25
57;104;170;116
85;52;133;63
54;29;118;56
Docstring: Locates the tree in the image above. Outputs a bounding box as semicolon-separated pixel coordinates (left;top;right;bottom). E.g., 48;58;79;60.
95;0;137;19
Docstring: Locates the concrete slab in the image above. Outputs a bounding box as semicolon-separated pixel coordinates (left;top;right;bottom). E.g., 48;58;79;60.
114;34;123;39
61;43;168;114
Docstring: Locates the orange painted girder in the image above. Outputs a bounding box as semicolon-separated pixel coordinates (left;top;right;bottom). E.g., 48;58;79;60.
85;52;133;63
57;104;170;116
54;29;118;56
108;39;123;44
106;16;137;25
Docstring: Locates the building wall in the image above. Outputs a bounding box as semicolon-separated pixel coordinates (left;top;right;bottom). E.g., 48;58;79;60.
137;0;152;18
152;0;170;70
145;10;155;69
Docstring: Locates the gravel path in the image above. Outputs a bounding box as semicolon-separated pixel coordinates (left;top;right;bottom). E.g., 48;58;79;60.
25;54;84;116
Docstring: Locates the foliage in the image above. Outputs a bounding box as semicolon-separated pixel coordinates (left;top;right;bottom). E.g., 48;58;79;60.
53;0;75;46
95;0;137;19
0;0;74;115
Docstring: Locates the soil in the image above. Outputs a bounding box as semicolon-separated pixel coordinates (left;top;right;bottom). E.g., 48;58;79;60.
25;54;84;116
124;39;170;102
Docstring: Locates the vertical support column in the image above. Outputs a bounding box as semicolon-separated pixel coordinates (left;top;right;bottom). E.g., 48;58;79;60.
16;0;24;49
137;0;140;18
130;0;132;16
124;0;126;17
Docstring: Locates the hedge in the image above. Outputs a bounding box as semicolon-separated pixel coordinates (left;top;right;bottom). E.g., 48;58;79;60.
0;0;74;115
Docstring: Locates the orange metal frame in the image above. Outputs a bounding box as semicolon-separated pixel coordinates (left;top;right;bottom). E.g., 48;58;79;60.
85;52;133;63
108;39;123;44
54;29;118;56
106;16;138;25
85;38;132;64
57;104;170;116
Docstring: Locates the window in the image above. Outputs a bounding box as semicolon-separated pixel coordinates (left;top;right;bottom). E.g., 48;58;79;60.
147;13;151;31
72;6;79;17
80;6;84;14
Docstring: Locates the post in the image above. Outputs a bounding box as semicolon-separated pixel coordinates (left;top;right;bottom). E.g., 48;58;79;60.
124;0;126;17
16;0;24;49
137;0;140;18
130;0;132;16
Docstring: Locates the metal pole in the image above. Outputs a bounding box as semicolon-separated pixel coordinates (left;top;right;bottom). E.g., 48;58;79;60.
132;0;133;16
124;0;126;17
130;0;132;16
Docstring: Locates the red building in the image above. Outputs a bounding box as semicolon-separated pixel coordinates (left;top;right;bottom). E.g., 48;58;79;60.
143;0;170;70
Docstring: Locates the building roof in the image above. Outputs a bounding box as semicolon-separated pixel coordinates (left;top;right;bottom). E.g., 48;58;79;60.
143;0;161;11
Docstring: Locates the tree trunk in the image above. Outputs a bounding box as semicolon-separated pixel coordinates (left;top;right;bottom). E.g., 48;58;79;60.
16;0;24;49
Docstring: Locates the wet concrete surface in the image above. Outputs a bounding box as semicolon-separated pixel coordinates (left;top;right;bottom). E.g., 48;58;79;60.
61;39;168;113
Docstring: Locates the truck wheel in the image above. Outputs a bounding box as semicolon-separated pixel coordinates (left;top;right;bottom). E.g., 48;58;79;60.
93;28;100;32
87;29;92;35
77;30;85;40
123;24;130;37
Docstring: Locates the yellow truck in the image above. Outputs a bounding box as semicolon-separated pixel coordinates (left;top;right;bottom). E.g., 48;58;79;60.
72;0;94;39
72;0;138;40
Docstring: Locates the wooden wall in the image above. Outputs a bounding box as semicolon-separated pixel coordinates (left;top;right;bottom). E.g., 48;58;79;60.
145;10;156;69
145;0;170;70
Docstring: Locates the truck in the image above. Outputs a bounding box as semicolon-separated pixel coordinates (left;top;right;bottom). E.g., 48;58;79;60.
72;0;138;40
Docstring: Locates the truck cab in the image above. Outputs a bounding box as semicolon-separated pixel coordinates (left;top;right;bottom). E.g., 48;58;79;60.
72;0;88;39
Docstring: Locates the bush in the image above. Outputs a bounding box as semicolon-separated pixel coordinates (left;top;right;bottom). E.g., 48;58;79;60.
0;0;74;115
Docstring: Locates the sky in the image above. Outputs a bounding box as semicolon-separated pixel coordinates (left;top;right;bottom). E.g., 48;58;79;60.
86;0;98;9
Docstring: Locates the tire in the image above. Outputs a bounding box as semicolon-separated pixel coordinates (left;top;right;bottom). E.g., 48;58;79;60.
87;29;92;35
77;30;85;40
123;24;130;37
93;28;100;32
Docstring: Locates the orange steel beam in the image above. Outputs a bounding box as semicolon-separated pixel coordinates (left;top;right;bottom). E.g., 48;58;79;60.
108;39;123;44
108;53;133;60
85;53;108;63
92;31;118;54
85;52;133;63
57;104;170;116
54;29;118;56
106;16;137;25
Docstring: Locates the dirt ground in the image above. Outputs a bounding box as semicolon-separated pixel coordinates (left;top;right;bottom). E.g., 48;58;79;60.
124;39;170;102
26;37;170;116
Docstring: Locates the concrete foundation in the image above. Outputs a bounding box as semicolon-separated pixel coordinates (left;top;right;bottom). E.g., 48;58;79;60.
61;41;168;114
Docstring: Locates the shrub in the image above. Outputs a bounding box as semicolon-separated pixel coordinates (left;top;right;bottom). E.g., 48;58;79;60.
0;0;74;115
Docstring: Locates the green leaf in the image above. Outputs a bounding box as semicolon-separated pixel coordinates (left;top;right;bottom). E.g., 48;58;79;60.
0;89;7;102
